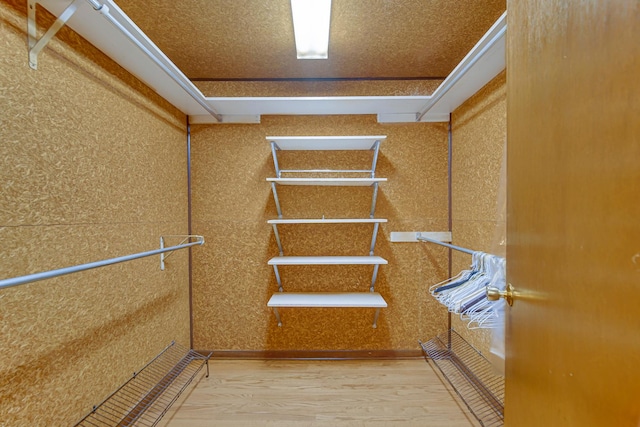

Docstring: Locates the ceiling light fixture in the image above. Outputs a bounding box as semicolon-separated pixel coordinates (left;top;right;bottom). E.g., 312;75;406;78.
290;0;332;59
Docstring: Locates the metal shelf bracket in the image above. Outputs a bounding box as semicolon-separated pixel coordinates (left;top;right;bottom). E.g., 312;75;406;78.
160;235;204;271
27;0;83;70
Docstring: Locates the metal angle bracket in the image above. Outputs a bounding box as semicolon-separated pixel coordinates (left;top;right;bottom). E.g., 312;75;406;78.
27;0;83;70
160;235;204;270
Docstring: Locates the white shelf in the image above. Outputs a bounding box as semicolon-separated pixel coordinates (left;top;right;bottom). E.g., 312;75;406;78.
31;2;505;123
268;218;387;224
267;178;386;186
265;135;388;327
268;292;387;308
268;256;387;266
267;136;385;151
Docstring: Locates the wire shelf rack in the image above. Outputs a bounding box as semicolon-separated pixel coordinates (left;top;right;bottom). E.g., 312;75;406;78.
420;330;504;427
74;341;212;427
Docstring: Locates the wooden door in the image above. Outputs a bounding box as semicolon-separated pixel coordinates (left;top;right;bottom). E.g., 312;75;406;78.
506;1;640;426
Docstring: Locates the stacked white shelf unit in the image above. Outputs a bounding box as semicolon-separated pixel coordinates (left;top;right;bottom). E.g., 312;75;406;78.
266;136;388;328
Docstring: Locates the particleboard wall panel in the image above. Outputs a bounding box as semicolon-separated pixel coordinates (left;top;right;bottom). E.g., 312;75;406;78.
450;71;507;360
191;115;450;351
0;2;189;426
194;79;443;97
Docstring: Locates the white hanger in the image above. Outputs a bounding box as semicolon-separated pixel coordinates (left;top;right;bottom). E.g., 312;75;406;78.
443;252;491;311
465;255;506;329
427;250;507;330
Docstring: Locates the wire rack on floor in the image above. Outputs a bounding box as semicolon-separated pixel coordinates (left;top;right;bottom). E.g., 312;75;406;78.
74;341;212;427
420;330;504;427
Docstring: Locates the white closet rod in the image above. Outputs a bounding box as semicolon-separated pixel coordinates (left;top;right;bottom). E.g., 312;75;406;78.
83;0;222;122
0;236;204;290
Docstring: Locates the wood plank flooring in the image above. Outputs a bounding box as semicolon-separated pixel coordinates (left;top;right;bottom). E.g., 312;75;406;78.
159;359;479;427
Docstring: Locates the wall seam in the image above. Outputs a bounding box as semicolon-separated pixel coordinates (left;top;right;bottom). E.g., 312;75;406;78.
448;113;453;339
186;117;194;349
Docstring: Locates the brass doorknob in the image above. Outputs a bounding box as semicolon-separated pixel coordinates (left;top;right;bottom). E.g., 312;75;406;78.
486;283;515;306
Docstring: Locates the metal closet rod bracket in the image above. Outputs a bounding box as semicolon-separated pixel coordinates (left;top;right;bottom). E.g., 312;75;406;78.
160;235;204;271
27;0;86;70
25;0;223;122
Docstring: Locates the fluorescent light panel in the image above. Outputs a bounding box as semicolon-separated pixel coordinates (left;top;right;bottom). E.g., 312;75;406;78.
290;0;332;59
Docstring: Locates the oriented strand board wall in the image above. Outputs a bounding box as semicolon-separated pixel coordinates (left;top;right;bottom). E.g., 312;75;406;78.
0;2;189;426
450;71;507;358
191;115;450;352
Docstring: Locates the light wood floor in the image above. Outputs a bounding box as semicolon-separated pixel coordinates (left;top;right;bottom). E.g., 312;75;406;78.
159;359;479;427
